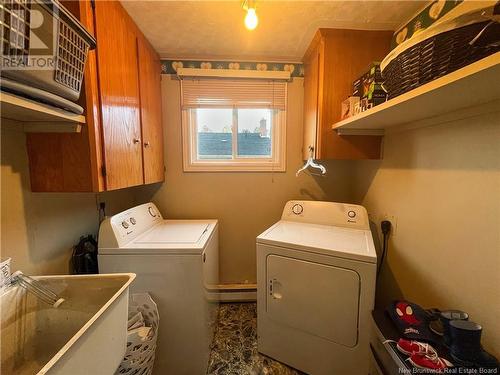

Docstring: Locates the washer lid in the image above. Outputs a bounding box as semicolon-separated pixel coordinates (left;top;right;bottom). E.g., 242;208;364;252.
99;220;217;255
257;220;376;263
134;222;210;244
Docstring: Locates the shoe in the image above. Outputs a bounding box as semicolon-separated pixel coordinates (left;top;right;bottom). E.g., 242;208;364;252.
429;319;444;336
449;320;499;369
408;353;453;373
395;339;438;357
440;310;469;346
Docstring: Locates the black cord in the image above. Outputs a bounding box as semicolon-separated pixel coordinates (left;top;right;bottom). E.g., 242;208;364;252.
377;220;392;277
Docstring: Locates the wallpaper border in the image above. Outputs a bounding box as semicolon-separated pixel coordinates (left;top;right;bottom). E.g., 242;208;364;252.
161;60;304;77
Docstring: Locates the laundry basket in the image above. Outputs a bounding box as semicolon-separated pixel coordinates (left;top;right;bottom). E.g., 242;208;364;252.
0;0;96;101
116;293;159;375
381;3;500;99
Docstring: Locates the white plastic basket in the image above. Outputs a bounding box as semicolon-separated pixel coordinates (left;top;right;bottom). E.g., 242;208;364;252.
116;293;159;375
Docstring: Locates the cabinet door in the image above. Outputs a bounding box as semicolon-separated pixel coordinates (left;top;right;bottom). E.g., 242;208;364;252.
319;29;391;159
94;1;143;190
302;42;321;160
137;37;164;184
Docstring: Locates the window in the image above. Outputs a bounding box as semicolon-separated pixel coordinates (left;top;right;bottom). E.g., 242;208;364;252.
181;78;287;171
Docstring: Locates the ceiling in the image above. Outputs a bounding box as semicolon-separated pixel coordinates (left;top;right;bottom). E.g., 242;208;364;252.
121;1;427;62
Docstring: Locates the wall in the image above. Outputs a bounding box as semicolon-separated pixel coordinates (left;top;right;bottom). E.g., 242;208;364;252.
1;122;137;275
353;110;500;357
135;76;354;283
3;76;497;358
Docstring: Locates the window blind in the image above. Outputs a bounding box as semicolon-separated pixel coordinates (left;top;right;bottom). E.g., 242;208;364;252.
180;79;287;110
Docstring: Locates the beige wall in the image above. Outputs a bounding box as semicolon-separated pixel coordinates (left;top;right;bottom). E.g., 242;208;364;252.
135;76;354;283
353;111;500;357
1;122;137;275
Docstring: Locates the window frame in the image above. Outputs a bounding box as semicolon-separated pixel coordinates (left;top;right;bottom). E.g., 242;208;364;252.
182;107;286;172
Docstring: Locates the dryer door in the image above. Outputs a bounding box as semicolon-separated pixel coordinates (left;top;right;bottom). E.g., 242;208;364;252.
266;254;360;347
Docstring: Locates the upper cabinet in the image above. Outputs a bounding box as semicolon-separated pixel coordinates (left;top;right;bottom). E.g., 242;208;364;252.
93;1;144;190
137;36;164;185
302;29;392;160
26;0;164;192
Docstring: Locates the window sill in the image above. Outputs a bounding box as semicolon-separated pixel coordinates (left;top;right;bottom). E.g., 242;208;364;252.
183;161;286;172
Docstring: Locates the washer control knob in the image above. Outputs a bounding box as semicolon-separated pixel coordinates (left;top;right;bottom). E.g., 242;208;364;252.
292;204;303;215
129;217;137;225
347;210;356;218
148;206;156;217
121;220;129;229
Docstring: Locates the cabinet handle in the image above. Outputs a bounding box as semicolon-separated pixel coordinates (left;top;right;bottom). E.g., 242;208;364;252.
144;141;150;147
133;138;140;144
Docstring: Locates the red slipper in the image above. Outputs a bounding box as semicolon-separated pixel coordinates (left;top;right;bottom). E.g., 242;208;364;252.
397;339;438;357
385;338;438;357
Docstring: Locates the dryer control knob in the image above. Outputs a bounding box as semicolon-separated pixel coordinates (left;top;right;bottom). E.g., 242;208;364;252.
121;221;129;229
292;204;303;215
348;210;356;218
130;217;137;225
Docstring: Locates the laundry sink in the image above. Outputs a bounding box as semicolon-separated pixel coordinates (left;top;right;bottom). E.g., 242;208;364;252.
1;273;135;375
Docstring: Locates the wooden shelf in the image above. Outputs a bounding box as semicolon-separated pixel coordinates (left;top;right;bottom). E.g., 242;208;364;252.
332;53;500;132
1;91;85;132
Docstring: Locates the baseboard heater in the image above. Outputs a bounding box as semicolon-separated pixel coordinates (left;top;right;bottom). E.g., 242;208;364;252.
206;283;257;302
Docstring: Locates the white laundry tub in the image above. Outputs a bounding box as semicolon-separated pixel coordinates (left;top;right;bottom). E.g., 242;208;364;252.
0;273;135;375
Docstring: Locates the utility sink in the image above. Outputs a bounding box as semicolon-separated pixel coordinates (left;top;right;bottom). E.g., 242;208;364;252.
1;273;135;375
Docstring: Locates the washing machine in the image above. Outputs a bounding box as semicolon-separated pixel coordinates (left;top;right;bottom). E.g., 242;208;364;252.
98;203;219;375
257;200;377;375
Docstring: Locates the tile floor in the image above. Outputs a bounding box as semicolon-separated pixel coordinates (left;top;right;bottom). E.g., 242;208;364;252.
206;303;304;375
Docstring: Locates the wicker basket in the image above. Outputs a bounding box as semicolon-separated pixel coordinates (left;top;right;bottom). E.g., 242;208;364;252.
382;17;500;99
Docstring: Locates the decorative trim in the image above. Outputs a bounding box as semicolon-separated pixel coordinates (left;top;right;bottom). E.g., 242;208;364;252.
391;0;464;49
161;59;304;77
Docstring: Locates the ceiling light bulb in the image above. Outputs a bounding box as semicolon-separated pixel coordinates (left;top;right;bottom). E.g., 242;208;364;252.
244;8;258;30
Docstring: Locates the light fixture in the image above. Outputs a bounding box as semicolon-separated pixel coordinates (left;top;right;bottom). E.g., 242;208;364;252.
242;0;258;30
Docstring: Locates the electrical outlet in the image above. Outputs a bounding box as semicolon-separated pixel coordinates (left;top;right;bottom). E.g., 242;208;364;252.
380;213;397;237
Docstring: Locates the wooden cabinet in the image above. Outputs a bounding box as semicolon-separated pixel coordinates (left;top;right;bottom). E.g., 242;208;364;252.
137;36;164;185
303;45;321;161
93;1;143;190
302;29;393;160
26;0;164;192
